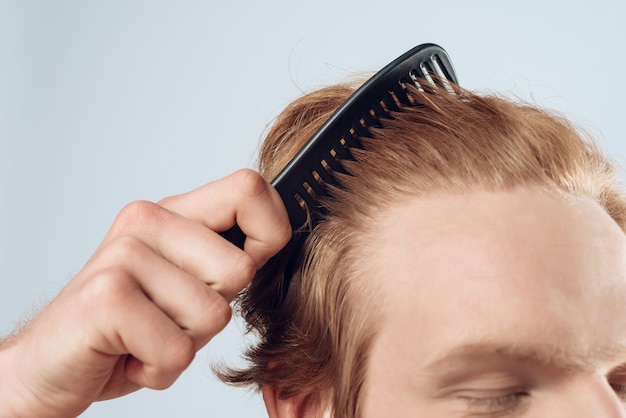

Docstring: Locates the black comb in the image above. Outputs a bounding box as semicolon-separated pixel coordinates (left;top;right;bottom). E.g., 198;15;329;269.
223;43;458;248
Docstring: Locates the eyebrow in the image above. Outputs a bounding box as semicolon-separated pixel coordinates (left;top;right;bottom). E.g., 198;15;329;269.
424;341;626;374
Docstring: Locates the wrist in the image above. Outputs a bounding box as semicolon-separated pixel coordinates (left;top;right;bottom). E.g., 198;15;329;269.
0;336;49;418
0;332;94;418
0;341;25;417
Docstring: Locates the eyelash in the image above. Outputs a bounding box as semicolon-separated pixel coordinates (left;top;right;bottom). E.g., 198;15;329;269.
465;383;626;412
610;382;626;402
458;379;626;414
463;391;529;414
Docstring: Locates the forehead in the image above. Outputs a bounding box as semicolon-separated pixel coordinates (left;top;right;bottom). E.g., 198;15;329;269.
361;187;626;365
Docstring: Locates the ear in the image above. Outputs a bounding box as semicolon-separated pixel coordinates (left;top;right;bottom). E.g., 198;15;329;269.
262;384;331;418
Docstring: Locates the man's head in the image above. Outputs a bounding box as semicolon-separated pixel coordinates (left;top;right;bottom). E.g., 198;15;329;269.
220;82;626;416
360;187;626;416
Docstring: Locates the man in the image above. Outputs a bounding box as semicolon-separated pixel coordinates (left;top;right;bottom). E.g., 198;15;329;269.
2;81;626;417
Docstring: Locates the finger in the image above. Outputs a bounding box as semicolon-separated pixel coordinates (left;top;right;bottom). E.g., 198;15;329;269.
85;268;196;390
91;235;233;342
97;203;257;300
82;257;231;389
159;169;291;266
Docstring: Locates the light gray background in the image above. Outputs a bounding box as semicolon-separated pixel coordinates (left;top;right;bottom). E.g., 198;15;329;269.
1;1;625;417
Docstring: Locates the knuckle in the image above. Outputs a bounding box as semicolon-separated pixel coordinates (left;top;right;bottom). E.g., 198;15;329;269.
205;294;232;331
145;334;195;390
164;333;196;372
233;168;268;199
184;290;232;342
213;251;255;301
232;251;257;283
80;267;137;311
276;218;293;248
113;200;165;232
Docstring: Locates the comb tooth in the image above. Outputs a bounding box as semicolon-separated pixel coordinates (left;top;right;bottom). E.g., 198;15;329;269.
285;193;307;227
296;183;316;208
432;54;456;82
289;192;308;229
293;193;306;211
343;130;363;148
430;55;447;79
371;102;383;118
330;143;353;162
390;94;402;110
360;111;378;128
379;92;399;114
325;149;350;176
393;81;413;106
352;122;370;138
419;61;436;85
315;160;337;185
431;54;456;93
305;172;326;197
395;88;411;108
422;58;449;91
369;102;389;124
407;69;426;92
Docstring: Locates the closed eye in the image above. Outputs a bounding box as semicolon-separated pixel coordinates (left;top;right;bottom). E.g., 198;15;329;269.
458;390;530;415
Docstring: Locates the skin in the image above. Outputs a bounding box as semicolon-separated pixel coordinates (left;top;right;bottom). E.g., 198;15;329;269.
3;179;626;417
354;187;626;417
0;169;291;418
267;186;626;417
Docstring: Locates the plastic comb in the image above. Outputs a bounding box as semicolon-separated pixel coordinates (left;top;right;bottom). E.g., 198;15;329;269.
223;43;458;248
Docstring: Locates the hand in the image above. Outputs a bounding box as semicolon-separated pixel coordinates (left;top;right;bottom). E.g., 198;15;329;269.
0;169;291;418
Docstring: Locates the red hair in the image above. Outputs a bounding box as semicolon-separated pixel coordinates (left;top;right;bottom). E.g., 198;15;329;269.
218;81;626;417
